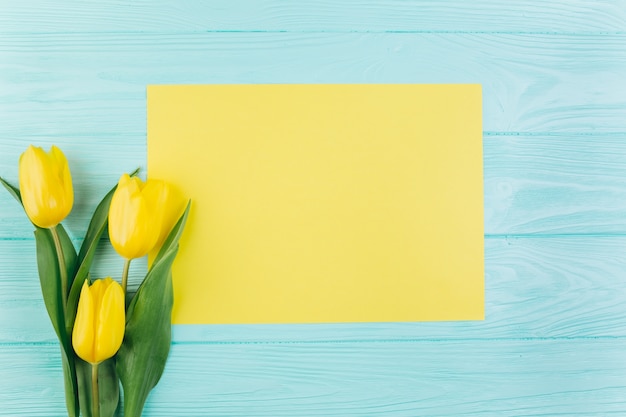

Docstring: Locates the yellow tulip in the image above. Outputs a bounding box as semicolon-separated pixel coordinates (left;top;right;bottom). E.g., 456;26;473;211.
72;278;125;364
109;174;187;260
18;145;74;228
108;174;164;259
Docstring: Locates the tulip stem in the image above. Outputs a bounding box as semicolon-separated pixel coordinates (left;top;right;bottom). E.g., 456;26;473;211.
50;226;68;318
122;259;131;294
91;363;100;417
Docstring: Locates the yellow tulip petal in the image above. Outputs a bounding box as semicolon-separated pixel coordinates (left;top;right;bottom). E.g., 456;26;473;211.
72;281;96;363
49;145;66;179
19;146;47;226
94;280;125;363
142;179;168;240
118;173;142;195
89;277;105;301
109;175;139;258
50;145;73;211
154;182;187;251
109;174;161;259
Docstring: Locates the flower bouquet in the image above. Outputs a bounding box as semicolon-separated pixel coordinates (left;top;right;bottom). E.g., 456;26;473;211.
1;145;190;417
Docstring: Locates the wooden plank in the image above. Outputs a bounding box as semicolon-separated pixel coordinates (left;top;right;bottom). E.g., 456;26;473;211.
1;0;625;33
2;236;626;343
1;339;625;416
0;33;624;137
4;133;626;238
485;133;626;234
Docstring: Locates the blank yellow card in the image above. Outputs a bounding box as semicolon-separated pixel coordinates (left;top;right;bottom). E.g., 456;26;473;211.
147;84;483;324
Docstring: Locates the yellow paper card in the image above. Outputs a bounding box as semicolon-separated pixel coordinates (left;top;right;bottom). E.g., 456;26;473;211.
147;84;483;324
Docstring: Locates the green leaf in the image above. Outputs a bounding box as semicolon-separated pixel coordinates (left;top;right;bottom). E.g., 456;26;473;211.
56;224;79;289
68;185;117;328
117;202;190;417
98;359;121;417
34;227;79;417
76;356;92;417
118;251;176;417
61;348;79;417
77;187;115;269
37;228;77;328
0;176;22;204
77;358;120;417
34;228;72;347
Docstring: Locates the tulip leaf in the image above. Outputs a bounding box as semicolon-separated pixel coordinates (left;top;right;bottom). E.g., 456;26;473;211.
34;227;74;348
69;184;117;326
117;251;176;417
34;227;79;417
117;202;190;417
61;348;79;417
76;358;120;417
56;223;79;289
76;358;92;417
98;358;121;417
0;176;21;204
54;225;80;417
76;187;115;272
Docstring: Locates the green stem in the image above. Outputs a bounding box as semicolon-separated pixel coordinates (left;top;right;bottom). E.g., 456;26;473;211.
91;363;100;417
122;258;131;294
50;226;68;318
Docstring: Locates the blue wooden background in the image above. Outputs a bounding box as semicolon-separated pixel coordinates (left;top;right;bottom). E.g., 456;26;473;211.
1;1;626;415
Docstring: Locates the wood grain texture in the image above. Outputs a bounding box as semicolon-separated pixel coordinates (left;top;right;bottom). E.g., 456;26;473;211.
1;339;626;416
0;33;624;137
2;237;626;344
485;133;626;234
2;0;625;33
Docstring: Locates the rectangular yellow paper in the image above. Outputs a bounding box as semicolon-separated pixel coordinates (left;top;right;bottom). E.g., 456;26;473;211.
147;84;483;324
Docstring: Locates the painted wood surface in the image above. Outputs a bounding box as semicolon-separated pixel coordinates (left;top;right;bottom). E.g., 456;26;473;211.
2;0;625;32
2;339;626;416
1;1;626;415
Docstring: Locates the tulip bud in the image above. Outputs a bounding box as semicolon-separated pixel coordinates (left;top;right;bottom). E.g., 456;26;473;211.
72;278;125;364
108;174;164;259
18;145;74;228
109;174;187;260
